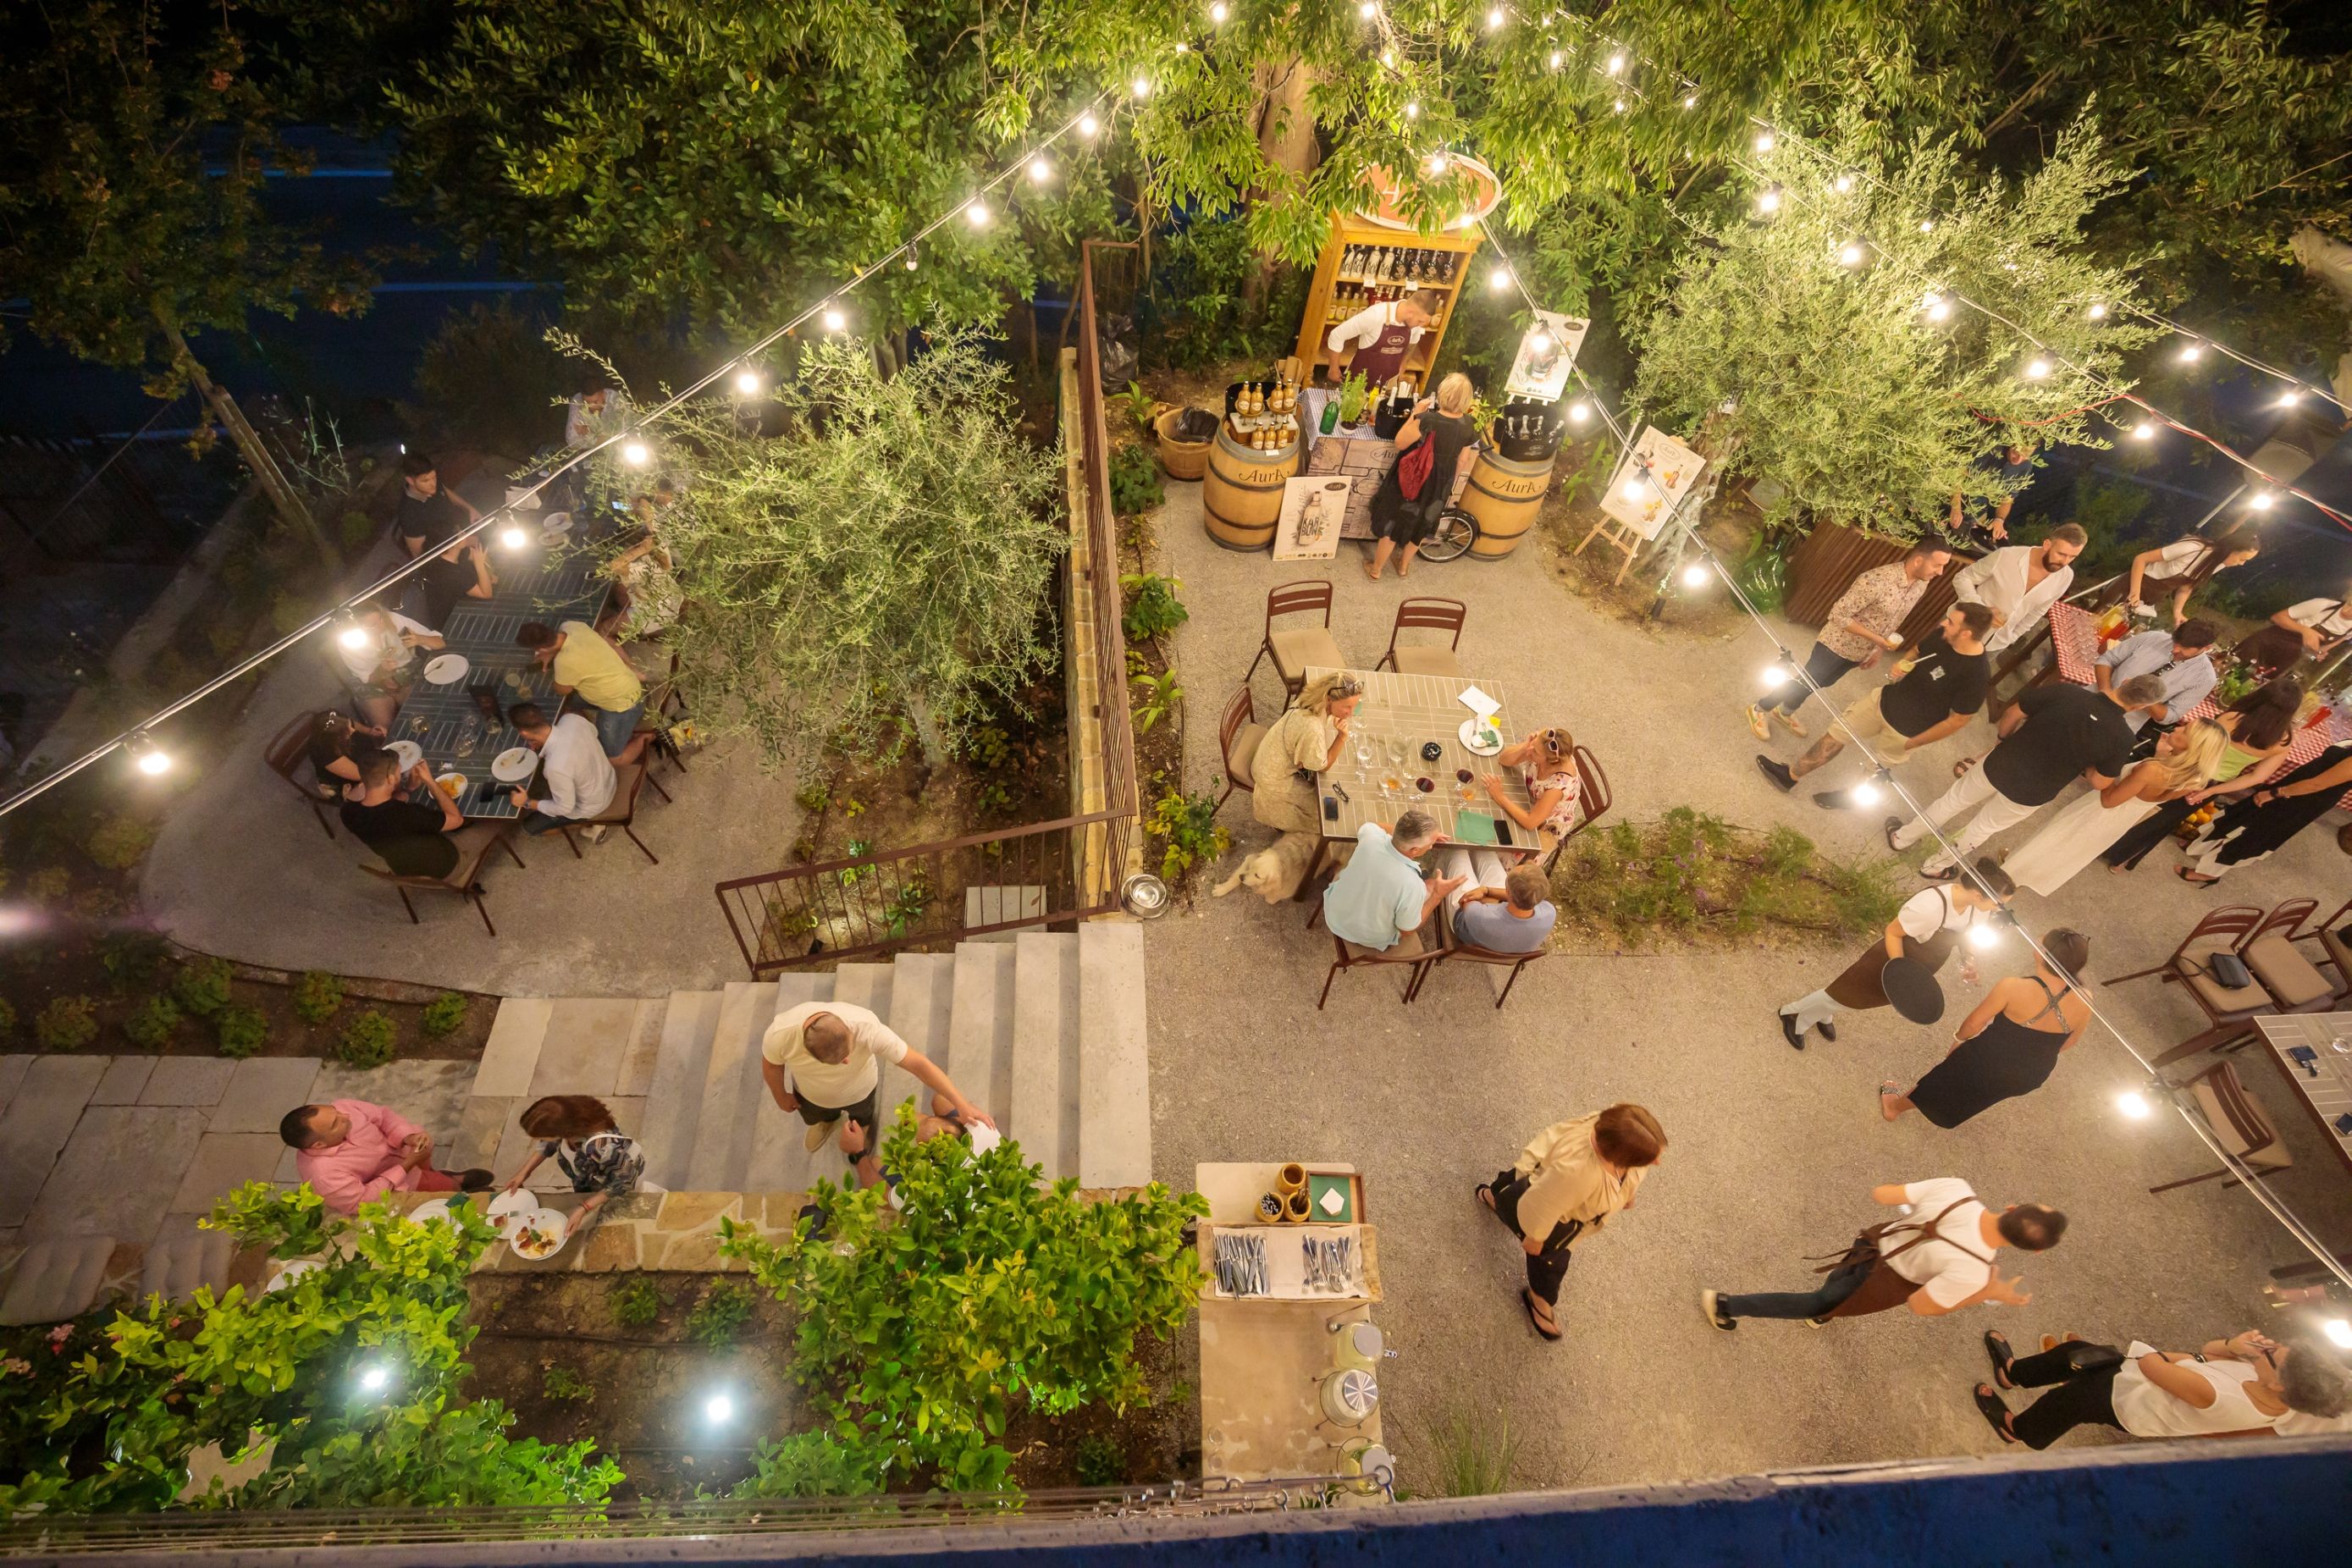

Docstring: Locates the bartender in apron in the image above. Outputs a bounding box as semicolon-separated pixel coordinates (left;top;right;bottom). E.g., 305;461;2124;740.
1775;859;2013;1049
1324;288;1442;389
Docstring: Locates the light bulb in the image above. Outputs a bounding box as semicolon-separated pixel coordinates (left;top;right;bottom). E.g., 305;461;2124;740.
904;246;919;270
966;198;991;226
1380;47;1396;67
1028;155;1052;183
1681;92;1697;108
1077;113;1099;139
2131;422;2155;440
1131;75;1151;98
2178;342;2203;363
2324;1318;2352;1350
1527;330;1553;354
2249;492;2275;511
1173;41;1190;52
1606;52;1625;75
2278;389;2303;406
1832;174;1853;193
1755;189;1781;213
1753;132;1775;152
734;368;762;395
1487;7;1505;30
2023;358;2051;380
704;1394;735;1423
500;525;528;549
2115;1090;2153;1121
1567;400;1592;424
1919;219;1935;233
1966;924;2000;950
1405;100;1420;120
1613;98;1626;113
1488;264;1510;293
1358;0;1374;16
1850;779;1882;808
358;1364;389;1393
621;439;651;467
1838;242;1864;267
1619;480;1643;502
1681;563;1709;588
1549;50;1563;70
338;626;370;650
135;746;171;776
2086;301;2107;320
1927;300;1952;322
1427;152;1449;175
821;306;846;333
1759;662;1788;689
1209;0;1227;20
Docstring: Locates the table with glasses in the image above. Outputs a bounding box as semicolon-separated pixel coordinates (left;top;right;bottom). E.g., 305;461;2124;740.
2250;1013;2352;1179
1306;666;1536;848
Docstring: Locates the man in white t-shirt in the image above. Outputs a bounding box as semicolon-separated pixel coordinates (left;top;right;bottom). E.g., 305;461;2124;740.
759;1000;994;1186
1776;863;2012;1049
1701;1177;2064;1328
2266;589;2352;659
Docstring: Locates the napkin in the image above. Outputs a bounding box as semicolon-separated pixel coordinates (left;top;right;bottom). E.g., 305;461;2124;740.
1452;810;1500;845
1457;685;1500;718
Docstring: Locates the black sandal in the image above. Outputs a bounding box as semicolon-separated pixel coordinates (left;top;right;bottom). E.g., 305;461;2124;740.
1972;1383;2018;1444
1522;1289;1563;1341
1983;1329;2016;1389
1474;1182;1515;1234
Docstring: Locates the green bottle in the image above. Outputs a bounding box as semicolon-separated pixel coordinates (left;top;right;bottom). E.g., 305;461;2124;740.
1319;396;1339;435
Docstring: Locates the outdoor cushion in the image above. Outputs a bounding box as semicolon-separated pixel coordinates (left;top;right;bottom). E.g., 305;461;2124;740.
2183;943;2265;1014
2243;934;2331;1009
1225;722;1268;786
2319;926;2352;992
2189;1072;2289;1169
1392;645;1463;676
1268;627;1344;681
588;764;644;825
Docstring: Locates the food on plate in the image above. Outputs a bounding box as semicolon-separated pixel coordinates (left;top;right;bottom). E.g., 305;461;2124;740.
510;1222;562;1258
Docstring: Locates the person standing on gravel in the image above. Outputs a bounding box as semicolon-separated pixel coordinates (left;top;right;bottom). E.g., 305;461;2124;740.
1475;1104;1665;1342
1747;541;1949;741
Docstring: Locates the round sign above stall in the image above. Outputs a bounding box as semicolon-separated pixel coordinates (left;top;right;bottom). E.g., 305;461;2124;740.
1351;156;1503;233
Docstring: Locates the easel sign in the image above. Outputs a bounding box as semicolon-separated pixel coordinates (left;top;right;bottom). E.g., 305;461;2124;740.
1273;476;1350;561
1576;424;1710;584
1503;311;1591;401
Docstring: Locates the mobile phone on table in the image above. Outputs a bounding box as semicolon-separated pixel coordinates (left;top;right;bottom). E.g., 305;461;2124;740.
1494;820;1513;847
1322;797;1339;820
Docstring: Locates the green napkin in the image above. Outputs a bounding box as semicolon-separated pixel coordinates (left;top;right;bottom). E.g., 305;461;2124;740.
1452;809;1500;845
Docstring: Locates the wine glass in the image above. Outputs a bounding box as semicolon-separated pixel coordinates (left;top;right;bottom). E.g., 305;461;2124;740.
1354;734;1374;771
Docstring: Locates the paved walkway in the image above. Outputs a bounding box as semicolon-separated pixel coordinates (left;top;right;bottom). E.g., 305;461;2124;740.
1146;481;2352;1490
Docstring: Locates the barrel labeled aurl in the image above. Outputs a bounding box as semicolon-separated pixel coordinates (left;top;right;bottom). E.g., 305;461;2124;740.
1460;447;1555;560
1203;425;1299;551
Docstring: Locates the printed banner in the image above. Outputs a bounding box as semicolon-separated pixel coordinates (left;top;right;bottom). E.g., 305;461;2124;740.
1273;475;1353;560
1503;310;1590;401
1598;425;1708;541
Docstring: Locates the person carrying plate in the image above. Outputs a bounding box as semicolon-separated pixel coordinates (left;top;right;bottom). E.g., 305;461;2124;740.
500;1096;648;1241
1775;859;2013;1051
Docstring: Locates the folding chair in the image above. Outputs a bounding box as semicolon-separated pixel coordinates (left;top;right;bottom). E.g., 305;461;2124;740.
2107;904;2273;1066
1416;906;1547;1009
1215;687;1266;811
2230;899;2333;1031
555;763;659;864
2147;1060;2291;1194
1306;890;1436;1008
359;824;524;936
1537;743;1613;872
265;712;340;841
1243;580;1344;699
1375;598;1467;677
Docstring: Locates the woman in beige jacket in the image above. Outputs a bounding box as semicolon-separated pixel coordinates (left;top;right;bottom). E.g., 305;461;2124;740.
1477;1104;1666;1340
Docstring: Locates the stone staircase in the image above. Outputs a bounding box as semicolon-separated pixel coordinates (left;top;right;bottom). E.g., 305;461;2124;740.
637;923;1151;1194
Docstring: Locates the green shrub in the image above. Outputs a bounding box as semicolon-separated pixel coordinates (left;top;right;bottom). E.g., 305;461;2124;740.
340;510;378;551
121;994;182;1049
1108;444;1164;517
418;991;470;1039
608;1276;662;1329
1146;215;1309;370
337;1009;398;1069
793;781;832;814
685;1281;755;1350
732;1431;885;1500
1417;1404;1521;1497
1146;781;1228;886
0;997;14;1037
410;301;571;456
35;996;98;1052
85;813;159;872
214;1004;269;1059
1554;808;1901;946
97;930;171;992
1074;1433;1124;1488
541;1364;595;1404
173;957;234;1018
22;865;70;904
293;971;345;1025
1129;667;1183;734
1119;571;1189;643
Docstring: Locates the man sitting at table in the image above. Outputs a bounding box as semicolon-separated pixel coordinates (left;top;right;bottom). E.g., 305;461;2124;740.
505;702;618;839
279;1098;491;1214
395;452;481;559
1322;809;1463;955
516;620;649;765
1445;860;1556;954
340;749;500;881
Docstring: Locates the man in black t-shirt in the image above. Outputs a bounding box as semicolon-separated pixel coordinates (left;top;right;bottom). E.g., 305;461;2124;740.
1759;603;1995;803
395;452;481;559
1887;672;2168;878
340;751;500;882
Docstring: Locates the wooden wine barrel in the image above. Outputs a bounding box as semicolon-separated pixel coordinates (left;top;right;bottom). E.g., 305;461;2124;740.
1202;426;1298;551
1460;448;1554;560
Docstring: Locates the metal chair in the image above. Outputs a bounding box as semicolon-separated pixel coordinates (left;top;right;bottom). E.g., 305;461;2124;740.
1536;743;1614;871
1416;906;1547;1009
555;763;659;864
1244;580;1344;699
358;825;524;936
264;712;340;841
1305;889;1436;1009
2291;895;2352;1002
2148;1059;2292;1194
1215;687;1266;810
2230;898;2333;1031
1375;598;1467;677
2106;904;2275;1066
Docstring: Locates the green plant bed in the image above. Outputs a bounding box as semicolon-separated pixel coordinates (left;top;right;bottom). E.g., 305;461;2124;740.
1553;808;1904;950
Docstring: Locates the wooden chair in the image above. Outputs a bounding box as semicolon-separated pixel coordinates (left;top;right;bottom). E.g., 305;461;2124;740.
642;649;691;779
2107;904;2300;1066
1375;598;1466;677
1215;687;1266;810
2290;895;2352;1001
359;825;523;936
1244;580;1344;699
2232;898;2333;1029
1416;906;1547;1009
2148;1060;2292;1194
1305;891;1436;1009
265;712;340;841
555;763;659;864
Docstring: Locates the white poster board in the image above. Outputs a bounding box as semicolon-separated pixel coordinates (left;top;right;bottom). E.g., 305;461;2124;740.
1504;311;1591;401
1598;426;1709;541
1273;475;1351;560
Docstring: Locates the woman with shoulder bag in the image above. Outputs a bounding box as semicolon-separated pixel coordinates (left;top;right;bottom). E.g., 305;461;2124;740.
1474;1104;1665;1341
1364;373;1477;582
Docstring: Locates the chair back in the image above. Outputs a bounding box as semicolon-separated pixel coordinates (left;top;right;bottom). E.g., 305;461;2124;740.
2168;904;2265;965
2246;898;2319;948
1263;580;1333;634
1388;597;1466;654
1218;686;1256;766
2185;1059;2277;1151
358;861;444;892
1446;939;1546;971
610;762;648;820
2305;896;2352;941
1568;743;1611;841
265;712;320;792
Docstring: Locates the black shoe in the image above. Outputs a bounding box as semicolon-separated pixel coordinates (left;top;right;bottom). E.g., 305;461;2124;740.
1779;1011;1806;1052
1918;860;1960;882
457;1168;494;1191
1882;816;1906;853
1755;755;1797;793
1813;788;1851;810
1818;1020;1837;1043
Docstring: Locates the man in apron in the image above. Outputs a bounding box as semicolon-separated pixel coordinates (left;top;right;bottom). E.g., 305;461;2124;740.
1324;288;1442;389
1700;1177;2065;1329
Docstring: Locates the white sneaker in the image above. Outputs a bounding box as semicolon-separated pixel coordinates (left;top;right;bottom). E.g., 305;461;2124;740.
583;824;610;844
1700;1289;1735;1331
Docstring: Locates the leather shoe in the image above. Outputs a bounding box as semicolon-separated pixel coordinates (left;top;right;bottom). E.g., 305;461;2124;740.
1755;755;1797;792
457;1168;494;1191
1778;1011;1805;1052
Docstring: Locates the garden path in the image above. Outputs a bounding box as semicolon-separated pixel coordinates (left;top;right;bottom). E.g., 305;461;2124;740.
1145;480;2352;1492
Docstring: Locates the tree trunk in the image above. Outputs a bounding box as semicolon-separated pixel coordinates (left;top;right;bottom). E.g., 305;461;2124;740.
153;304;332;566
1243;58;1320;308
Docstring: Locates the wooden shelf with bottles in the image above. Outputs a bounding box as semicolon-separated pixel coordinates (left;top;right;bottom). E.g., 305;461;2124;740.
1293;215;1484;387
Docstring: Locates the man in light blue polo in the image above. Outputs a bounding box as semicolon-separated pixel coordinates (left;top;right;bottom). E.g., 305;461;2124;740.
1322;809;1461;954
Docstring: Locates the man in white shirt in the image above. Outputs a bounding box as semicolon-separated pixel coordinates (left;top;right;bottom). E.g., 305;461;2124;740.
760;999;994;1185
1702;1176;2064;1328
2266;588;2352;659
1951;526;2086;654
1323;289;1442;388
506;703;618;836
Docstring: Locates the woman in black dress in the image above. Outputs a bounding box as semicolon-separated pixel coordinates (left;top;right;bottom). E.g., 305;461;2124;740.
1880;930;2091;1128
1363;372;1477;582
2179;741;2352;885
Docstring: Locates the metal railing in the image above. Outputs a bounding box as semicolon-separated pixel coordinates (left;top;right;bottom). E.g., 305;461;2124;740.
714;241;1141;975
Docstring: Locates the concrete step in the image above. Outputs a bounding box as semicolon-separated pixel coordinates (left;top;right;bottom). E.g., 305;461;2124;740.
950;942;1019;1129
1008;932;1080;1182
963;885;1046;940
682;980;775;1191
879;952;956;1135
742;972;834;1193
828;962;893;1022
1077;922;1152;1189
638;990;722;1190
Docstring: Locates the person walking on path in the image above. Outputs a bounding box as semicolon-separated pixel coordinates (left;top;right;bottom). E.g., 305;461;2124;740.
1747;541;1950;741
1475;1105;1665;1341
2178;741;2352;884
1951;526;2084;655
1880;930;2092;1128
1997;721;2227;895
1701;1178;2064;1330
1777;863;2012;1049
1974;1328;2352;1449
1248;672;1361;837
1886;675;2166;878
761;1001;995;1188
2101;682;2300;874
1761;603;1993;802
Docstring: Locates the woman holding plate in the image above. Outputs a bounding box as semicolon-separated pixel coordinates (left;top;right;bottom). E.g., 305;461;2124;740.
500;1096;649;1242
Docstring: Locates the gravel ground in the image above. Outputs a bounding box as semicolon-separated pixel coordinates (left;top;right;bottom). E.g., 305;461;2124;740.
1146;479;2352;1490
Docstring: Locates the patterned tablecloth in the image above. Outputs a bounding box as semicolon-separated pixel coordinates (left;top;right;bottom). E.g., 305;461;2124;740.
1297;389;1473;541
2252;1013;2352;1177
1307;666;1535;848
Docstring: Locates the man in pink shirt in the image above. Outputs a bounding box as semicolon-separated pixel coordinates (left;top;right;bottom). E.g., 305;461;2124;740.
279;1099;492;1213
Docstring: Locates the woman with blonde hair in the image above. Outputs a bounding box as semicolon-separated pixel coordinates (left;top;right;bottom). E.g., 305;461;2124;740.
1248;671;1363;836
1365;372;1477;582
1997;719;2228;897
500;1095;649;1240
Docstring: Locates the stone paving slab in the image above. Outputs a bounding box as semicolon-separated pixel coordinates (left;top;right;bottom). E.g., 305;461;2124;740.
453;1095;516;1176
138;1057;236;1107
90;1056;156;1106
208;1058;324;1135
0;1056;32;1114
171;1134;290;1214
615;998;666;1098
0;1056;109;1227
527;998;645;1100
0;1235;117;1326
472;998;552;1098
21;1107;205;1245
309;1059;473;1154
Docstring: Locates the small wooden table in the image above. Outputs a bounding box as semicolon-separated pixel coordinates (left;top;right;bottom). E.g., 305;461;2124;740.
1306;666;1536;847
2250;1013;2352;1179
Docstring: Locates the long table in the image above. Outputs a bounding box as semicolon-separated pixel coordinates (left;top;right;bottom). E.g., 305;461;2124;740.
1306;665;1535;846
2250;1013;2352;1179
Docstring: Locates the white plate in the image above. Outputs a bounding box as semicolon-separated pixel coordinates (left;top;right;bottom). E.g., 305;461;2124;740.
262;1258;323;1295
491;746;538;783
407;1198;455;1226
967;1124;1002;1156
386;739;423;771
422;653;470;685
538;511;573;537
485;1188;537;1228
1458;718;1504;756
506;1208;568;1259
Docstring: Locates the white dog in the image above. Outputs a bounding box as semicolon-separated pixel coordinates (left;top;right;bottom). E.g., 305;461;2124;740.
1211;831;1350;905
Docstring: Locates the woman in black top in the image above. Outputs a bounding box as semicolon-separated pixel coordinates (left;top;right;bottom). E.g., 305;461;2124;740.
305;710;385;800
1365;372;1477;582
2101;679;2299;873
1880;930;2091;1128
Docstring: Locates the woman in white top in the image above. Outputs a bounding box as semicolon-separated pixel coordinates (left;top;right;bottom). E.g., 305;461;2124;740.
2125;529;2259;626
339;603;444;729
1976;1328;2352;1449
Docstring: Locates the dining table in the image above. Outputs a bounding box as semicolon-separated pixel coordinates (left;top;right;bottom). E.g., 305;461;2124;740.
1306;666;1538;850
2249;1013;2352;1180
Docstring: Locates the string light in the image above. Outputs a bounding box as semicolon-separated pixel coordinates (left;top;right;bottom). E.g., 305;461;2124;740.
1131;75;1151;98
2327;1319;2352;1350
1619;478;1645;502
499;524;529;549
1966;923;2001;950
966;198;991;227
128;733;170;776
2277;389;2303;406
357;1364;390;1394
1405;100;1421;119
1681;92;1697;108
1488;263;1512;293
2086;301;2107;320
1753;132;1775;152
1918;219;1934;233
1427;152;1450;175
820;305;847;333
1926;297;1953;322
1606;52;1626;75
2115;1090;2153;1121
1381;47;1396;67
336;621;370;651
903;243;919;271
733;366;763;395
1758;661;1790;689
2023;357;2052;380
1209;0;1227;20
2178;341;2205;363
2131;421;2156;440
1613;97;1626;113
1832;174;1853;193
1077;113;1100;139
1028;155;1052;183
2249;491;2277;511
1849;778;1882;807
1549;50;1564;69
1755;188;1781;214
1567;400;1593;424
1680;562;1709;588
1487;7;1505;29
1527;329;1554;354
1358;0;1375;16
1837;241;1865;267
620;438;651;467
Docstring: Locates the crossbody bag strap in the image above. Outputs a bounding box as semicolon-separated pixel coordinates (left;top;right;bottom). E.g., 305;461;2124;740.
1877;1195;1989;1267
